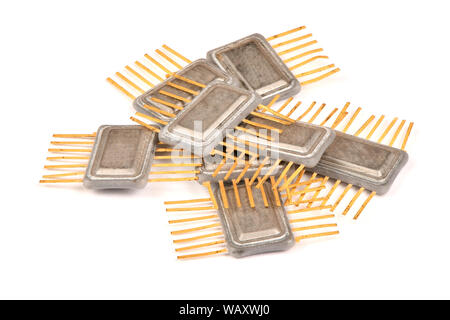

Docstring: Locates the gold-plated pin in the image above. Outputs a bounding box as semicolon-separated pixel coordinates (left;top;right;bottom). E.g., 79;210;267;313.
162;45;192;64
135;112;168;126
173;231;223;244
287;205;333;214
401;122;414;150
354;115;375;136
342;107;362;133
148;177;199;182
272;33;312;49
273;161;294;189
353;191;376;220
322;180;341;206
331;102;350;129
125;65;154;87
39;179;84;183
320;107;338;126
115;72;145;93
257;178;269;207
46;156;90;161
286;101;302;118
50;141;94;145
280;165;305;191
175;240;226;252
169;214;219;224
242;119;283;133
266;26;306;41
290;55;329;71
158;90;191;103
290;214;335;224
167;82;199;96
332;184;353;211
52;133;96;138
150;97;184;111
177;248;227;260
144;53;172;75
164;198;211;205
292;223;338;232
366;115;385;139
106;77;136;99
283;48;324;64
295;231;339;242
342;187;365;216
155;49;183;69
218;180;229;209
308;103;326;123
278;40;317;56
296;101;316;121
42;172;85;178
249;157;270;185
142;104;176;118
270;176;282;206
250;111;292;125
232;179;242;208
171;223;221;235
203;181;219;210
129;116;160;133
296;64;335;78
389;119;406;146
299;68;340;86
244;178;255;208
256;159;282;188
135;61;164;82
377;117;398;143
48;148;91;153
277;97;294;112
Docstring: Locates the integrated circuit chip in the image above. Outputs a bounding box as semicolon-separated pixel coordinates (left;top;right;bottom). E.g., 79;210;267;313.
159;82;261;157
133;59;233;126
236;114;335;167
214;180;295;258
309;131;408;195
83;125;157;189
207;33;300;105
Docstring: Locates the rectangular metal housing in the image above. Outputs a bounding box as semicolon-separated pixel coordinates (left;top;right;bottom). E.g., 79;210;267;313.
214;181;295;258
309;131;409;195
83;125;157;189
159;82;261;157
133;59;233;126
207;33;300;105
237;115;335;167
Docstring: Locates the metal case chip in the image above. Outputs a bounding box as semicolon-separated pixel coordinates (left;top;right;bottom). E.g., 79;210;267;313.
159;82;261;157
310;131;409;195
207;33;300;105
237;115;335;167
214;181;295;258
83;125;157;189
133;59;233;126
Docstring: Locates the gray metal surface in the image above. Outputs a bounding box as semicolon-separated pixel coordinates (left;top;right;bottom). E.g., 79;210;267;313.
133;59;233;126
237;115;335;167
159;82;262;157
214;181;295;258
196;156;284;183
207;33;300;105
83;125;157;189
309;131;409;195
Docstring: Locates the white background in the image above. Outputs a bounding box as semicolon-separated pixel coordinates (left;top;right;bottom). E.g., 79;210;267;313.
0;0;449;299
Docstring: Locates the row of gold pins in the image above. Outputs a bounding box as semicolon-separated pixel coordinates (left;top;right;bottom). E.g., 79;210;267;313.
266;26;340;85
166;178;339;259
108;26;341;110
40;138;203;183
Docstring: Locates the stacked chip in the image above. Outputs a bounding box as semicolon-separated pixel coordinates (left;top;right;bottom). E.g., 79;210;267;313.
40;26;413;259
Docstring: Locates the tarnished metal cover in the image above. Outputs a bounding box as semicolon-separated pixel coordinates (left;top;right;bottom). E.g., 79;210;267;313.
207;33;300;105
196;156;284;183
309;131;409;195
159;82;261;157
237;115;335;167
133;59;233;126
214;181;295;258
83;125;157;189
